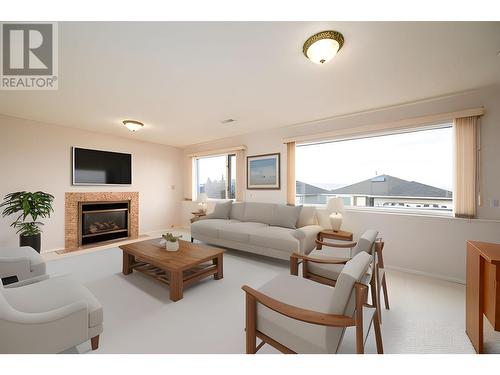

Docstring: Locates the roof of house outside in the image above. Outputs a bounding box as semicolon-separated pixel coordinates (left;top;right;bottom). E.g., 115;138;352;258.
330;175;452;198
296;181;332;195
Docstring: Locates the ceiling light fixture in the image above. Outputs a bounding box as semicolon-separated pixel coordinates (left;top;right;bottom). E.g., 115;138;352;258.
303;30;344;65
122;120;144;132
221;119;236;124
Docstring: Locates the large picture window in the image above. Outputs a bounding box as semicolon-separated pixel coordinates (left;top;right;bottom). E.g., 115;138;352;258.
296;126;453;213
195;154;236;200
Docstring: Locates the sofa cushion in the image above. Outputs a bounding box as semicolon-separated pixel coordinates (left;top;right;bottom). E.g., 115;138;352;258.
297;206;317;228
229;202;246;221
243;202;274;225
3;274;103;328
219;222;268;243
191;219;240;238
271;205;302;229
249;226;299;252
209;201;233;219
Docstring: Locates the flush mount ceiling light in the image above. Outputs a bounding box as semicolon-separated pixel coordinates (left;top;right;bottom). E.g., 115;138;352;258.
122;120;144;132
221;119;237;124
303;30;344;65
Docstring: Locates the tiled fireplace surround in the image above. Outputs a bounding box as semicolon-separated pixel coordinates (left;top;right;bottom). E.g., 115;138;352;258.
64;192;139;249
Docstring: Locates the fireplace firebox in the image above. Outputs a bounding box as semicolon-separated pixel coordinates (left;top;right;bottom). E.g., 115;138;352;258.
78;201;130;246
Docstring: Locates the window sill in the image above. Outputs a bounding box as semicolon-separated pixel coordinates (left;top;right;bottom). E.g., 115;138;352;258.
343;206;453;219
304;203;500;223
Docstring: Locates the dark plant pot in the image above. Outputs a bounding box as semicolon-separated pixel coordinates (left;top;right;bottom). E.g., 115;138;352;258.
20;233;41;253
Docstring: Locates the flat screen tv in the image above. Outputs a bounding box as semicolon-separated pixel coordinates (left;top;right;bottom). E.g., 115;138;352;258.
72;147;132;185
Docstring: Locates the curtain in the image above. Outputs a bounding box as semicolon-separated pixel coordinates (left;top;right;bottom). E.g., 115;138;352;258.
454;116;480;218
286;141;296;205
235;149;246;201
186;156;194;200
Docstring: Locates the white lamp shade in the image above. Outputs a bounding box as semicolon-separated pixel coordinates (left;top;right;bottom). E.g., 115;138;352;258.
326;197;344;213
197;193;208;202
123;120;144;132
306;38;340;64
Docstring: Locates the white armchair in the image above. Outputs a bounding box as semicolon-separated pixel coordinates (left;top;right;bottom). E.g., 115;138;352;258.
0;274;103;353
242;252;383;354
0;246;46;285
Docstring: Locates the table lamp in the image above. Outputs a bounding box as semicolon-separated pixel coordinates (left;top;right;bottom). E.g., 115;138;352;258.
197;193;208;213
326;197;344;232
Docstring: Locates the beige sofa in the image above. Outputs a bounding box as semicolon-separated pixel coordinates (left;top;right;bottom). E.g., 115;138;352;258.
191;202;323;260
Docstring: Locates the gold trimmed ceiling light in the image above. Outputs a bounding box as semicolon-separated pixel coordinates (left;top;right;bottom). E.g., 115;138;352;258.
303;30;344;64
122;120;144;132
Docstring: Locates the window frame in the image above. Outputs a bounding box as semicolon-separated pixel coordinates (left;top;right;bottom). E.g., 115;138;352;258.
295;123;454;217
194;153;236;201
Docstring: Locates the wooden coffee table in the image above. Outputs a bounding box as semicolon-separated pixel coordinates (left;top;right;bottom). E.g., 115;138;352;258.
120;239;223;302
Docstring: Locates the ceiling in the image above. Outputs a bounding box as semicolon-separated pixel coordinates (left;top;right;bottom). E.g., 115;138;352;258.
1;22;499;147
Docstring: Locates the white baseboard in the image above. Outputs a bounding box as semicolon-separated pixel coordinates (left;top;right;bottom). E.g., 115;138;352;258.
385;265;465;285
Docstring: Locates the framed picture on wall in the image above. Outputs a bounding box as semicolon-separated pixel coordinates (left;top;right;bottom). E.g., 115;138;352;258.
247;153;280;190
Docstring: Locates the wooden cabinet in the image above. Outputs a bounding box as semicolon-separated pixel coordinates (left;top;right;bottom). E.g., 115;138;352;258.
466;240;500;353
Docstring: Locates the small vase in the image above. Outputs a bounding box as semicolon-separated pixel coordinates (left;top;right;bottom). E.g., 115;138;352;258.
166;240;179;252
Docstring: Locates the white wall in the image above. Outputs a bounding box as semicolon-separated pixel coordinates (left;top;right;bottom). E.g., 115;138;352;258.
183;85;500;282
0;115;184;252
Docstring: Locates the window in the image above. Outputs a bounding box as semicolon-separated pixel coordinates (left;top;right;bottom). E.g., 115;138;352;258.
295;126;453;213
195;154;236;200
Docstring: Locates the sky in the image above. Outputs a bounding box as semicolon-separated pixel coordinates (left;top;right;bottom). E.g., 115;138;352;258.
296;126;453;191
196;155;227;183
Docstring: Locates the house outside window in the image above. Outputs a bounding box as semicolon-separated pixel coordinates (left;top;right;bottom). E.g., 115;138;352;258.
295;126;453;213
195;154;236;200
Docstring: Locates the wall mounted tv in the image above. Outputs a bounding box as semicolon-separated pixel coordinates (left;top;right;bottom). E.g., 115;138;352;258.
72;147;132;185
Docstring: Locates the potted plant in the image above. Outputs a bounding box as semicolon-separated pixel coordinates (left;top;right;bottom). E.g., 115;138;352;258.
0;191;54;253
161;232;182;252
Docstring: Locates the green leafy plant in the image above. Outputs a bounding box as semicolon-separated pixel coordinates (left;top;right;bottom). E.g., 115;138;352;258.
162;233;182;242
0;191;54;236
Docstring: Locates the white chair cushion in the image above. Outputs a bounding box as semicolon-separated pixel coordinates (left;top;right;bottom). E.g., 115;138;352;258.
306;246;352;281
249;226;299;252
2;275;103;328
219;222;268;243
352;229;378;256
0;246;45;275
330;252;371;316
256;275;344;354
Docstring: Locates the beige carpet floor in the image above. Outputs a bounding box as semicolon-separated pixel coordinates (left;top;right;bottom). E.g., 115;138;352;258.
44;239;500;354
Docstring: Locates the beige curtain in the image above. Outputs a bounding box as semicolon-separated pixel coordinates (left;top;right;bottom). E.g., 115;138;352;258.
186;156;194;200
235;149;246;201
286;141;296;205
454;116;480;218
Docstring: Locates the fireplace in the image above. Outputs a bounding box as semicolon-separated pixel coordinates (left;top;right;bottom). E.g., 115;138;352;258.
65;192;138;250
78;201;130;245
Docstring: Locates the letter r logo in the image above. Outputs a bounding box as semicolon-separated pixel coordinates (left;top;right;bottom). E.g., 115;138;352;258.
2;23;53;75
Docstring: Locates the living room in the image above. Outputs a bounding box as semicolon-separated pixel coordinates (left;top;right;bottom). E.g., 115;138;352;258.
2;1;500;374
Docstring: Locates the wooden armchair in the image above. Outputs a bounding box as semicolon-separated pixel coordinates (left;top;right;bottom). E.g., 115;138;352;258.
290;229;390;321
242;252;383;354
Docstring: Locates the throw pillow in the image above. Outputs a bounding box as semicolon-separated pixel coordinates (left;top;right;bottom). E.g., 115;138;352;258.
271;204;302;229
209;201;232;219
297;206;317;227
